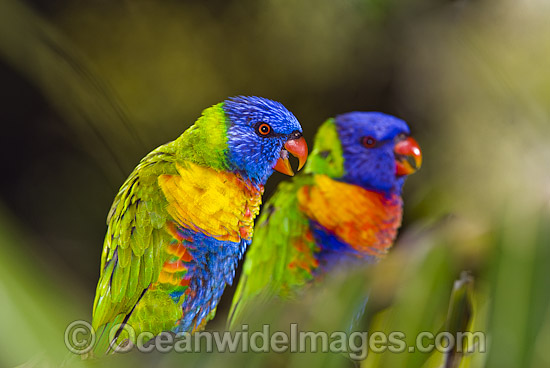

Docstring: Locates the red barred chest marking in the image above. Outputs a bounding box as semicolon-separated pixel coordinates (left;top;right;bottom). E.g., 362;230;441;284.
297;175;403;257
152;225;193;291
288;229;319;272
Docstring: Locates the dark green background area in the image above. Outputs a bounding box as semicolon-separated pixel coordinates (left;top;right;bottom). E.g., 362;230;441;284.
0;0;549;367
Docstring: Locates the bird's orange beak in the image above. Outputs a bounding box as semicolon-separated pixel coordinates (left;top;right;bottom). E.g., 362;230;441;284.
273;135;308;176
394;137;422;176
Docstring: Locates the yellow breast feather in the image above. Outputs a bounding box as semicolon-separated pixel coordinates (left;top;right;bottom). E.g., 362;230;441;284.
158;162;262;242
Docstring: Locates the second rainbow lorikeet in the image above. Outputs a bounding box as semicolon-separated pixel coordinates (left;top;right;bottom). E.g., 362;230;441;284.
228;112;422;327
91;96;307;354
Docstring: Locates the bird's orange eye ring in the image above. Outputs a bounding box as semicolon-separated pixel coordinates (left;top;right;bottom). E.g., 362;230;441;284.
362;136;377;148
256;122;272;136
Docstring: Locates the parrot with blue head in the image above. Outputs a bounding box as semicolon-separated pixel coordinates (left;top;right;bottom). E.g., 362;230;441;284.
228;112;422;327
91;96;307;353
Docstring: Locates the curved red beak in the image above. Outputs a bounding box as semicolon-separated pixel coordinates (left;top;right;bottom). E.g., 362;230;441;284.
394;137;422;176
273;135;308;176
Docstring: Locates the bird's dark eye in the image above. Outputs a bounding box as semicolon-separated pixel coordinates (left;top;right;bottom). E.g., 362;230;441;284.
362;136;377;148
256;122;272;137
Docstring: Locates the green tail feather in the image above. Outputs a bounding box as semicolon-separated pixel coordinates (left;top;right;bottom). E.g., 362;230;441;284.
90;315;126;357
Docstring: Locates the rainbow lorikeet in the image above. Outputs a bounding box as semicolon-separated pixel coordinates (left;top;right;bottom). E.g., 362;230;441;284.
228;112;421;326
91;96;307;352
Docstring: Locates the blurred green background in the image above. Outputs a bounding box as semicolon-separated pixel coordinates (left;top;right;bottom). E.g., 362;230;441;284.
0;0;549;367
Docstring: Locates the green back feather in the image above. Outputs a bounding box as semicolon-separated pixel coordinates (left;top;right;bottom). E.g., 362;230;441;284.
229;118;347;328
228;175;317;328
92;147;177;353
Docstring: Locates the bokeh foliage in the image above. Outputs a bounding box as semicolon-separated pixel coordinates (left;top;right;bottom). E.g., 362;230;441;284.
0;0;549;367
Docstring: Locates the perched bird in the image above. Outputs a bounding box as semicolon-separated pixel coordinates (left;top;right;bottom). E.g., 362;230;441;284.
91;96;307;352
228;112;422;326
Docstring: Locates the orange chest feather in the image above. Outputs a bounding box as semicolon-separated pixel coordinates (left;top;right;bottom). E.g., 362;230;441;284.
158;163;263;242
297;175;403;256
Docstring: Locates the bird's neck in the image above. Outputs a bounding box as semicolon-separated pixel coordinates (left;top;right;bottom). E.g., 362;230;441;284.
298;174;403;259
170;104;232;172
170;126;270;189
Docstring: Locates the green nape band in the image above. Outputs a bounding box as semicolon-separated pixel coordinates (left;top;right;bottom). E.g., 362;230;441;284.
174;103;230;171
304;118;344;178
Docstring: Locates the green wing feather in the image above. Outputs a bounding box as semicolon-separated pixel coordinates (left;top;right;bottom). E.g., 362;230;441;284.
228;175;317;328
91;104;232;352
228;118;344;328
91;146;177;349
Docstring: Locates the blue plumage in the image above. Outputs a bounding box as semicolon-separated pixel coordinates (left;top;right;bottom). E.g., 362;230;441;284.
172;226;250;333
224;96;303;183
309;221;378;276
336;112;410;194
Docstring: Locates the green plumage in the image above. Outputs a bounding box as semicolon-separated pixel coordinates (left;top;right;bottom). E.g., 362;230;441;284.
93;146;175;332
229;176;316;327
175;103;230;170
228;119;343;327
303;118;344;177
92;104;230;352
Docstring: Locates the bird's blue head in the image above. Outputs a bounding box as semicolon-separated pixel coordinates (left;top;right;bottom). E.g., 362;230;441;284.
306;112;422;195
337;112;422;194
223;96;308;184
